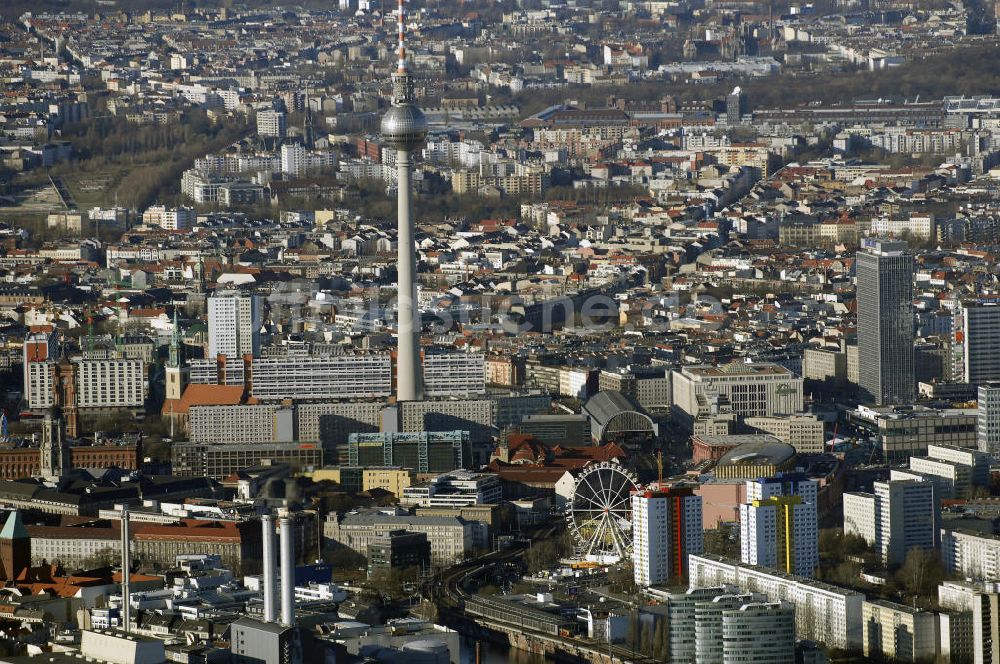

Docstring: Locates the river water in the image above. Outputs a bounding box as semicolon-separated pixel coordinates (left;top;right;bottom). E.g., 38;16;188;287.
461;637;548;664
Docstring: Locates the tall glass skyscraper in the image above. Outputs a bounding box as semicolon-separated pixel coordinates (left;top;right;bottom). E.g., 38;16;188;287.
857;239;915;405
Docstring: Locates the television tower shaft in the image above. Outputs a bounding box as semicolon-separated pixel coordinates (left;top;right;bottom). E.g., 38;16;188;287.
381;0;427;401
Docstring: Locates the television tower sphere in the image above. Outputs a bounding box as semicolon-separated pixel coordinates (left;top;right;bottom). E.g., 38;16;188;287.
381;102;427;151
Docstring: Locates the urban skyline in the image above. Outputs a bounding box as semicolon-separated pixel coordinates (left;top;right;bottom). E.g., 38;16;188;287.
3;0;1000;663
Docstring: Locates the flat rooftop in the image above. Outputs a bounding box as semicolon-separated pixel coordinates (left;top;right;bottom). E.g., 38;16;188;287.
684;362;791;377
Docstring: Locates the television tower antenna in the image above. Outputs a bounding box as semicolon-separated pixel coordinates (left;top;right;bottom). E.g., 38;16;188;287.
381;0;427;401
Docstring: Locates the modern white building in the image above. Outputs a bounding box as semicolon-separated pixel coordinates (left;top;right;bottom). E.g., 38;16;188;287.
862;599;940;662
26;357;146;410
843;479;939;565
941;529;1000;582
400;471;501;507
423;352;487;398
560;367;594;400
868;214;935;239
904;453;978;500
926;444;991;488
141;205;195;231
280;143;306;176
76;359;147;408
671;362;804;427
740;475;819;578
256;109;287;139
632;485;703;587
938;580;1000;664
688;553;865;652
25;360;55;409
250;354;392;400
663;586;733;663
207;292;263;360
979;383;1000;459
959;303;1000;386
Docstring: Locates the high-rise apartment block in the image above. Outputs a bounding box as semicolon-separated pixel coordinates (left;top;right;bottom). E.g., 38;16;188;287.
941;529;1000;582
423;352;486;398
632;485;703;587
688;554;865;652
979;383;1000;458
900;443;991;499
843;478;939;565
26;356;147;411
862;599;940;662
256;109;287;139
856;239;915;405
956;302;1000;386
208;292;263;360
938;580;1000;664
23;330;57;409
141;205;195;231
280;143;306;176
739;475;818;578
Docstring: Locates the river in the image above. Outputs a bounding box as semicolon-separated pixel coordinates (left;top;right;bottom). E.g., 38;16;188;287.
461;637;549;664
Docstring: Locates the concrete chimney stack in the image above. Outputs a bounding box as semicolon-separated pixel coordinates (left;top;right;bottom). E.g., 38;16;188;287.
279;516;295;626
262;513;277;623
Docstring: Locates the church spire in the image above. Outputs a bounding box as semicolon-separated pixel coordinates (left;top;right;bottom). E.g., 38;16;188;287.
168;309;182;368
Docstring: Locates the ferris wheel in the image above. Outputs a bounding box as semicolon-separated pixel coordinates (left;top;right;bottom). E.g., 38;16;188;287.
566;461;640;563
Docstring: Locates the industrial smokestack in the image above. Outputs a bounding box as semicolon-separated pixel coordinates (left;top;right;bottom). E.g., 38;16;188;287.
120;506;131;634
262;513;277;623
279;516;295;626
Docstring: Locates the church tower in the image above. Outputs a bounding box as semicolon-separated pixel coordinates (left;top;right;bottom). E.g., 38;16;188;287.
39;406;69;479
165;310;188;402
52;349;78;438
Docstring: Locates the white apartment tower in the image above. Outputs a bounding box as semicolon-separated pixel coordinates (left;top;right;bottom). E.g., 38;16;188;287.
843;478;939;565
739;475;819;578
632;486;703;587
979;383;1000;459
256;109;287;139
280;143;306;176
142;205;195;231
208;293;263;360
959;303;1000;386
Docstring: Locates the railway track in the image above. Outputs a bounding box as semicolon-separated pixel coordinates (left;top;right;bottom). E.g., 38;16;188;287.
431;526;658;664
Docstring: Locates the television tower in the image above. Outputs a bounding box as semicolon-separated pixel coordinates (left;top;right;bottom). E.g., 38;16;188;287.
381;0;427;402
